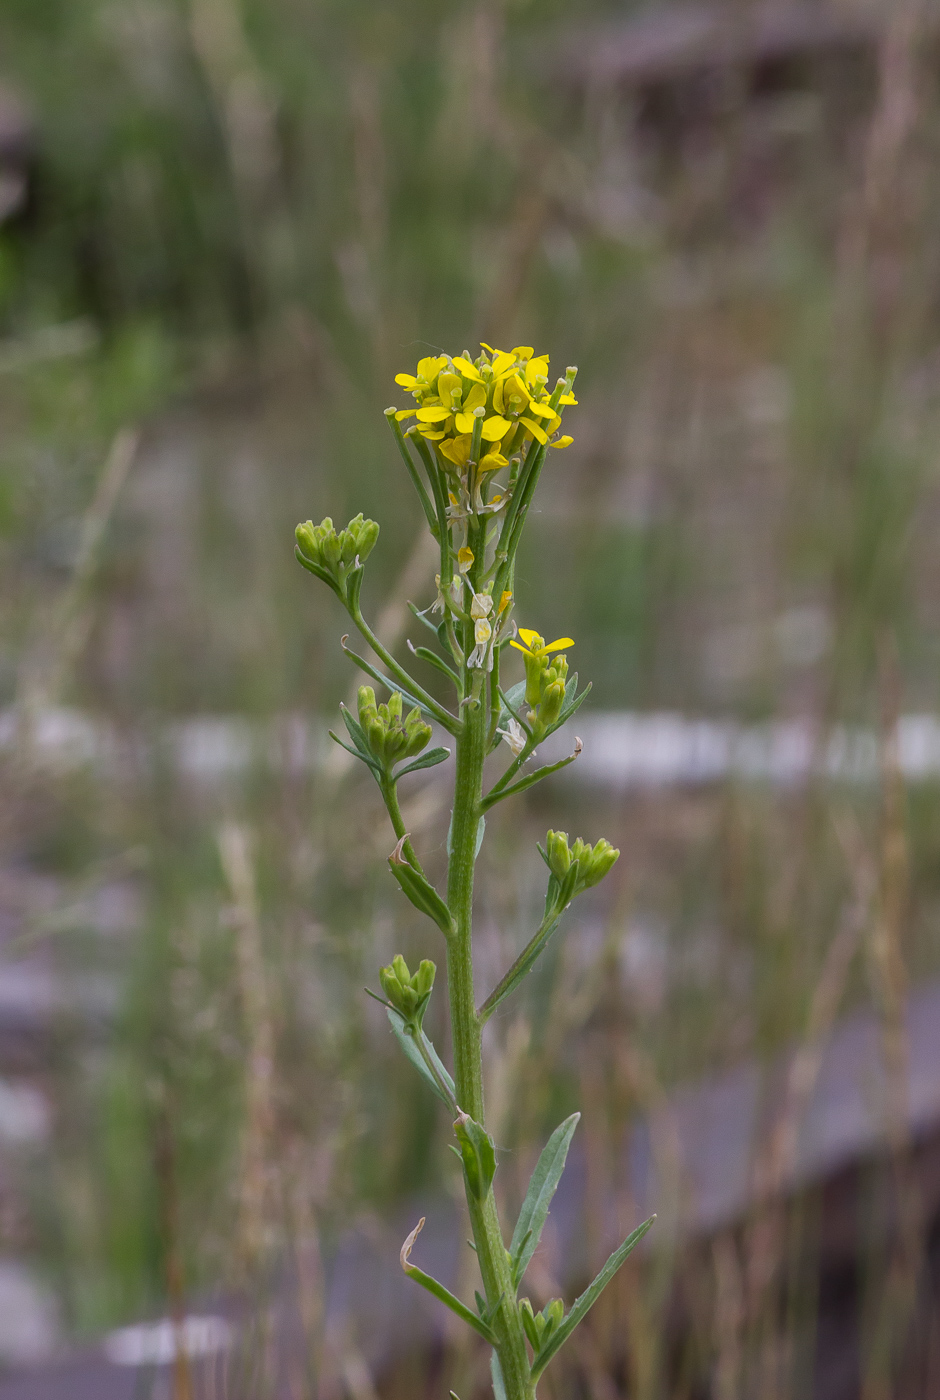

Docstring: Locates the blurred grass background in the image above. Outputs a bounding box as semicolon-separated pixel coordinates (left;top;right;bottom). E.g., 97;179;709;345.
1;0;940;1395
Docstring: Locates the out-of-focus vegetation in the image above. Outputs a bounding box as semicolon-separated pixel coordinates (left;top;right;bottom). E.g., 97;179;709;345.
1;0;940;1395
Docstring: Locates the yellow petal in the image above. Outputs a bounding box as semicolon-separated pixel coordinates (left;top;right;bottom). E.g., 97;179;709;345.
527;401;556;419
520;416;548;445
543;637;574;652
463;383;486;412
481;416;511;441
504;373;532;406
395;374;420;388
509;639;529;653
480;342;497;354
457;546;474;573
498;590;512;614
516;628;543;648
479;451;508;472
395;409;416;420
490;350;515;377
452;356;482;381
454;412;476;434
550;435;573;449
511;346;535;360
525;356;549;387
420;428;446;440
440;434;472;466
417;355;446;380
558;393;578;405
438;371;462;403
416;406;451;422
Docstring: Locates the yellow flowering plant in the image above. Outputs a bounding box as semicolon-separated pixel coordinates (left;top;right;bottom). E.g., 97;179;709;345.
295;343;653;1400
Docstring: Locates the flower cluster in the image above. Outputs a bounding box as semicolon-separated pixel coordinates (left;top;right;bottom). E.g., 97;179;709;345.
357;686;432;768
545;830;620;891
394;345;576;473
295;513;379;595
511;628;574;730
379;954;436;1030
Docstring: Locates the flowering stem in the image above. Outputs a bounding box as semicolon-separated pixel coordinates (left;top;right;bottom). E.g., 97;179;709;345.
446;690;535;1400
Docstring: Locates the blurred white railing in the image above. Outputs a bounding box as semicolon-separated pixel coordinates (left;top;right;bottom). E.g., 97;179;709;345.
5;706;940;788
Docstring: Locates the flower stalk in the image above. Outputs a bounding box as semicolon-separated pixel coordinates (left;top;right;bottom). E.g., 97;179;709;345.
296;343;652;1398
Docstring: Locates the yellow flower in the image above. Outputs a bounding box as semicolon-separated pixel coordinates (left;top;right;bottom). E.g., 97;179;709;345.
393;345;577;465
509;628;574;659
395;355;448;394
457;546;475;574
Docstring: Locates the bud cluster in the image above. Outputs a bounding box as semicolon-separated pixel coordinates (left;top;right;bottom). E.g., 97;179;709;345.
379;954;436;1028
546;830;620;892
525;651;569;733
295;513;379;593
519;1297;564;1352
358;686;432;768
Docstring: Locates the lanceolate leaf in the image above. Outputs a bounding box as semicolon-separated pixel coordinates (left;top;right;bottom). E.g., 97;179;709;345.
409;643;461;687
388;859;455;937
328;730;382;776
394;746;451;780
530;1216;656;1381
387;1009;456;1109
400;1219;496;1344
510;1113;580;1288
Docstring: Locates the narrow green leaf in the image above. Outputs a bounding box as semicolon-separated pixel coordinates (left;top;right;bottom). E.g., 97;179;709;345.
394;746;451;780
408;600;441;636
478;911;564;1023
294;547;340;593
339;703;374;757
557;679;591;726
481;750;580;810
327;731;383;776
510;1113;580;1288
490;1352;508;1400
387;1009;456;1108
530;1216;656;1381
388;859;455;937
338;638;437;722
400;1219;496;1344
409;644;461;687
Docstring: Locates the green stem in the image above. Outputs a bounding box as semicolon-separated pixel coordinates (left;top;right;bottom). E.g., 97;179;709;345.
350;606;461;735
446;694;535;1400
379;777;423;873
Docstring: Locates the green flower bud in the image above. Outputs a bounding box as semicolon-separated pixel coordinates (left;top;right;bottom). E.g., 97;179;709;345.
412;958;436;1000
546;829;572;880
388;692;403;722
544;1297;564;1331
379;954;437;1027
402;707;433;759
357;685;378;728
294;513;379;594
580;837;620;888
519;1297;564;1351
355;516;380;562
523;649;544;709
539;679;566;728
